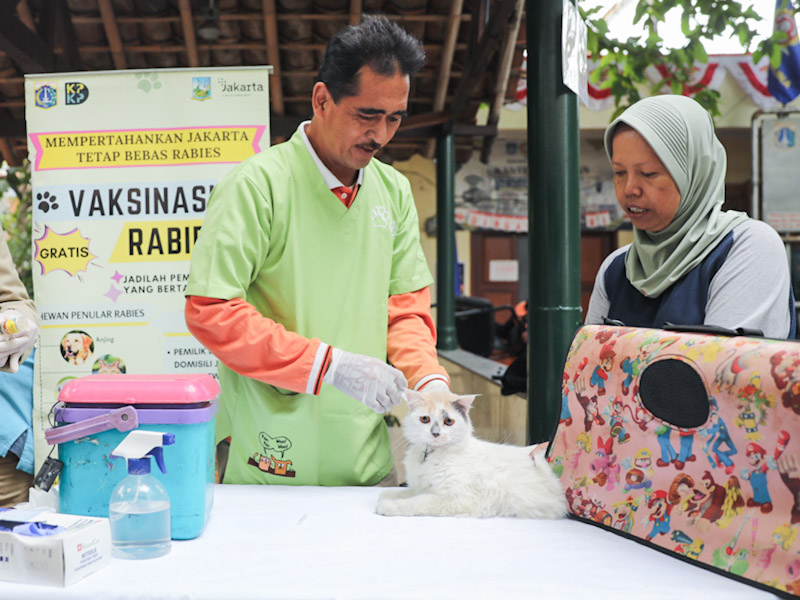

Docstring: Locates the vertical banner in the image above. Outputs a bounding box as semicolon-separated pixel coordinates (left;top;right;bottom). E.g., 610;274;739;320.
760;113;800;231
24;67;271;470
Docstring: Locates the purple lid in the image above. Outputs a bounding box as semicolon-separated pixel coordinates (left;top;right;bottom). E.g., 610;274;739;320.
54;398;218;425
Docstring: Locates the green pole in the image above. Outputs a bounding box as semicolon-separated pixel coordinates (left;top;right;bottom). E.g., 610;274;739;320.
436;131;457;350
526;0;583;443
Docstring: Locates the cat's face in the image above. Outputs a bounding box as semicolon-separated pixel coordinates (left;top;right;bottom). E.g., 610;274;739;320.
402;389;477;448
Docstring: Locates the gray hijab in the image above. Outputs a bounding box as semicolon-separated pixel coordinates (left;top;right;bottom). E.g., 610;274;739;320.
603;95;748;298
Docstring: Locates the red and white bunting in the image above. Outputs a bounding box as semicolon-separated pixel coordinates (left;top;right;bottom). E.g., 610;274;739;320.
455;207;528;233
508;54;783;112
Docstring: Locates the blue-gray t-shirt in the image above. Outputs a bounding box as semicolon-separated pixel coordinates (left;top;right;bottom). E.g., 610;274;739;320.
585;220;795;339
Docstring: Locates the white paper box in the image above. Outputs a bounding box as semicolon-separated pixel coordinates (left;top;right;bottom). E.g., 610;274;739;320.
0;509;110;586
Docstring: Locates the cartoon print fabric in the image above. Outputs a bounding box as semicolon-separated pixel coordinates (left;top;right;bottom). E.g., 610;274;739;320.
547;324;800;597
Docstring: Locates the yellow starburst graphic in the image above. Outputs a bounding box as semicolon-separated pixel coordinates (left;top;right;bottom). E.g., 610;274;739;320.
35;226;97;276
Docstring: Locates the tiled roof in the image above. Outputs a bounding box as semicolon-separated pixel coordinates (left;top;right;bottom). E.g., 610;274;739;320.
0;0;527;166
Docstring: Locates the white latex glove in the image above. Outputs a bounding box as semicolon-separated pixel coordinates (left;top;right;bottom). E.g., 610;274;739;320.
0;309;38;373
420;379;450;392
323;347;408;414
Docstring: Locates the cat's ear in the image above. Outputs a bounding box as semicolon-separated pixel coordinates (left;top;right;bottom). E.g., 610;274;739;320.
454;394;479;412
405;389;424;407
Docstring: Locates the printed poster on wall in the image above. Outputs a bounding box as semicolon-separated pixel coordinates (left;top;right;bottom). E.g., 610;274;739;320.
450;134;625;233
24;67;271;471
454;136;529;233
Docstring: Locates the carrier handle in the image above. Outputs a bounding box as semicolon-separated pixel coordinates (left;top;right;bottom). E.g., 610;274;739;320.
44;405;139;445
661;322;764;338
602;316;764;338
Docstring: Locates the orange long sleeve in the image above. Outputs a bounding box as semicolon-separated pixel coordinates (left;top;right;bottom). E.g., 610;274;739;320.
387;287;449;390
185;296;330;395
186;288;448;394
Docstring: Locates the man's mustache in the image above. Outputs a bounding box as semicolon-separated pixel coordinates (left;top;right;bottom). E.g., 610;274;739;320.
359;141;381;152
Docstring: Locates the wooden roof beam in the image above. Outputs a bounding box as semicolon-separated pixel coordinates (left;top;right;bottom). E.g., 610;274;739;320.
0;137;20;167
424;0;464;157
37;0;81;71
399;110;449;133
480;0;524;163
349;0;362;26
177;0;200;67
8;41;468;56
448;0;519;127
0;110;24;166
262;0;284;115
97;0;127;69
70;14;472;25
16;1;35;32
0;3;55;73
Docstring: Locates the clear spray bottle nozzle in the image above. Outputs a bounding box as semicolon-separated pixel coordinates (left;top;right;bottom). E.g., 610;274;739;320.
110;431;175;474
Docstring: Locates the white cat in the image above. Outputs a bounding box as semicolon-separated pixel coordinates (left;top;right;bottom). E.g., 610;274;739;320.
376;389;567;519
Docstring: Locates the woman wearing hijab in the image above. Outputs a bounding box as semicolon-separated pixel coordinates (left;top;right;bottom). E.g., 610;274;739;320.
585;95;796;339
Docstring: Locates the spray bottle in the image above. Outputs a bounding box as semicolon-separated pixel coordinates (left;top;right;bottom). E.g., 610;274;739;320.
109;430;175;559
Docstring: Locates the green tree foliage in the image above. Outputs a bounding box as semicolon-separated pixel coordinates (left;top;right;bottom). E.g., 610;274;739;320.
581;0;798;119
0;161;33;298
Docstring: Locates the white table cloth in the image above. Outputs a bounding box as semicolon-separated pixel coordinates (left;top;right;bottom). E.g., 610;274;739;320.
0;484;777;599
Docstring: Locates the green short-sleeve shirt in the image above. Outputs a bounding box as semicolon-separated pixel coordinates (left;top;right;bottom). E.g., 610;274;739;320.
187;130;432;485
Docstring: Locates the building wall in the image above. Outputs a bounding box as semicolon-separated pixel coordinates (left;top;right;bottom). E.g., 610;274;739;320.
393;154;472;306
394;67;783;281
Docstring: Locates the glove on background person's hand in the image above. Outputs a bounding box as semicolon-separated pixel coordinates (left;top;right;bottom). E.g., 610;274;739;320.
0;309;38;373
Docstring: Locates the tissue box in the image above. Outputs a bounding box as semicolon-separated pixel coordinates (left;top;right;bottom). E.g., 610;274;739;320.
0;509;110;586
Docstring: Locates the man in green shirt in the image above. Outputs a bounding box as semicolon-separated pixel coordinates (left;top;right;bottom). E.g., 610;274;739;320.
186;16;449;486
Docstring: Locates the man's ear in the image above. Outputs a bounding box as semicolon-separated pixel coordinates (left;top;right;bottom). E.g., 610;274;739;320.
311;82;331;116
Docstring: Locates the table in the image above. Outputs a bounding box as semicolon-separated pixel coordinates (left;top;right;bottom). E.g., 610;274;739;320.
0;484;778;599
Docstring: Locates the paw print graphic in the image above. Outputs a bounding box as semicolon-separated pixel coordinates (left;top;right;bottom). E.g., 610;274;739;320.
37;191;58;213
136;72;162;93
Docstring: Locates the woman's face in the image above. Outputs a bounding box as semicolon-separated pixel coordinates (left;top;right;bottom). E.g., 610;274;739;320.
611;128;681;233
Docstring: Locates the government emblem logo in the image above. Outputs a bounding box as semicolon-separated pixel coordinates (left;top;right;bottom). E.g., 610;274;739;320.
192;77;211;101
775;123;797;150
34;83;57;109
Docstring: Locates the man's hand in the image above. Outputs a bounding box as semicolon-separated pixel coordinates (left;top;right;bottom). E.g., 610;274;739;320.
0;310;38;372
323;348;407;413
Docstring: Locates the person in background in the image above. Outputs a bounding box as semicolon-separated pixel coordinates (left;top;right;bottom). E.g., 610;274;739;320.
185;16;449;487
585;95;795;340
0;225;39;507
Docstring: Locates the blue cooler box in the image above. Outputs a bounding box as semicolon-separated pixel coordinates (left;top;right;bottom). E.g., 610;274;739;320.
47;374;220;540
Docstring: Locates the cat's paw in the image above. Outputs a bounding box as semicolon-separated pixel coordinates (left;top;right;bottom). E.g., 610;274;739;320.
376;496;405;516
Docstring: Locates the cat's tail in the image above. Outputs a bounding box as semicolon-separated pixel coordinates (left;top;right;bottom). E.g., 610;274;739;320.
528;442;548;464
526;443;568;519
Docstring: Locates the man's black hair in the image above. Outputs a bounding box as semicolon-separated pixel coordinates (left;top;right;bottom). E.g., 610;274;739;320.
316;15;426;103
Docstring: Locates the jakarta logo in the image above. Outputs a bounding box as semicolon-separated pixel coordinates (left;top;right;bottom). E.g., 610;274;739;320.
775;124;797;150
65;82;89;105
192;77;211;101
34;83;57;109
